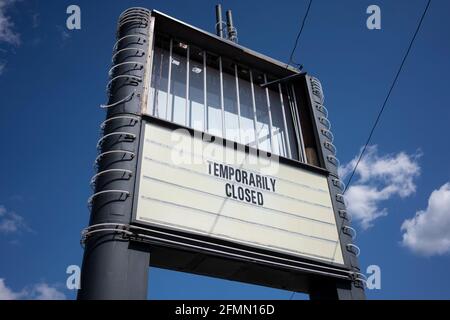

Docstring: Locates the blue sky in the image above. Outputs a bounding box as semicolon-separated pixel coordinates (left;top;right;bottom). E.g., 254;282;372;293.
0;0;449;300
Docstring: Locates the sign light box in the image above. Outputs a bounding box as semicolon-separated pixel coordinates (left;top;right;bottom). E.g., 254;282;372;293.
134;121;344;265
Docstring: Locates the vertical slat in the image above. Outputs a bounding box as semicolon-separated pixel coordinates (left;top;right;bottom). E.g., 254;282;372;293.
287;86;302;161
185;45;190;127
279;83;292;159
166;38;173;121
290;84;307;162
249;70;259;150
234;64;242;144
264;74;275;154
203;51;207;132
219;57;225;138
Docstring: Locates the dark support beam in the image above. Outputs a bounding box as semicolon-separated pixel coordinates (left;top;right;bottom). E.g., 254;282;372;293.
309;279;359;300
77;7;152;300
78;238;150;299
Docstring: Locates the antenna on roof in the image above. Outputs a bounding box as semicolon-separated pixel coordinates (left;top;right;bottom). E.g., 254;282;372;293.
226;9;238;43
215;4;225;38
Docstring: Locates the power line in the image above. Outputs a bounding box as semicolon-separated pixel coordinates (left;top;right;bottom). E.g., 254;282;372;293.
287;0;313;69
344;0;431;194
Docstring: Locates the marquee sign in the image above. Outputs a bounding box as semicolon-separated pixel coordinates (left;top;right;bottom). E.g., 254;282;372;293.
134;120;345;265
78;7;365;300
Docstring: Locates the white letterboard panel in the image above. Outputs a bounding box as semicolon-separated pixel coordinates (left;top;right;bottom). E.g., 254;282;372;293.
135;122;344;265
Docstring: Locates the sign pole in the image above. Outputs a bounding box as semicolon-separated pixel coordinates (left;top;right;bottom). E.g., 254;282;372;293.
77;7;152;300
304;75;366;300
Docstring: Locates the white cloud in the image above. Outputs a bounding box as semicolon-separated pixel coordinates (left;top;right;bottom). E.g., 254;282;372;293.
340;145;421;229
0;0;20;46
0;278;66;300
401;182;450;256
0;279;23;299
31;283;67;300
0;205;28;234
0;62;5;75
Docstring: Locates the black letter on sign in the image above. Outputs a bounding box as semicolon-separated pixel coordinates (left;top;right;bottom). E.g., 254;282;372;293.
257;192;264;206
225;183;232;198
